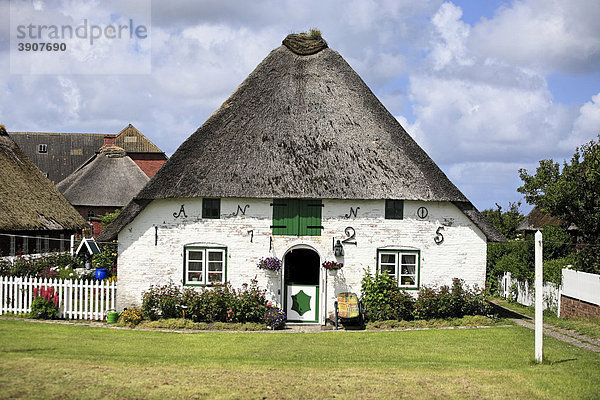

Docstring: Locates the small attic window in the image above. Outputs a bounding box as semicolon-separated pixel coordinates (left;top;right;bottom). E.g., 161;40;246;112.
385;200;404;220
38;144;47;153
202;198;221;219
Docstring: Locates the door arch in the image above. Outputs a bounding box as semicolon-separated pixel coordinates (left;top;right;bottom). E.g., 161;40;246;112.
283;247;320;323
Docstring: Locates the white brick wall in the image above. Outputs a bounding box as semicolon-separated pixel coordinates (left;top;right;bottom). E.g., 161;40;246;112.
117;198;487;324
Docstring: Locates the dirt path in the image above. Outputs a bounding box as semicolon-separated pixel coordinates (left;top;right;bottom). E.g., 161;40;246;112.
490;302;600;354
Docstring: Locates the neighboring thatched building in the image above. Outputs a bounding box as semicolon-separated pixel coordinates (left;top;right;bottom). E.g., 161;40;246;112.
516;206;577;237
100;33;505;324
9;124;167;184
0;125;87;256
57;146;149;235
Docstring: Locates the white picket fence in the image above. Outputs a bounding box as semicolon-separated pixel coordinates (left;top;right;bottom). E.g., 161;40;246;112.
499;271;560;313
0;276;117;320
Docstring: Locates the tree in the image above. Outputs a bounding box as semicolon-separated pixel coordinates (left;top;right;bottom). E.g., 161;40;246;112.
481;202;524;240
518;135;600;274
100;209;121;230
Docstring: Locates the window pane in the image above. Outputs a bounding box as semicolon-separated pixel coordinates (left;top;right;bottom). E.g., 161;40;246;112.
380;265;395;276
208;273;223;283
203;198;221;219
385;200;403;219
188;272;202;282
208;251;222;262
380;253;396;264
402;254;416;265
188;261;203;271
189;251;203;261
401;265;415;275
401;276;415;286
208;262;223;272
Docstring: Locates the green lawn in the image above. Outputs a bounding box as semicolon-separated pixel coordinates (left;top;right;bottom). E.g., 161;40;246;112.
495;299;600;340
0;320;598;399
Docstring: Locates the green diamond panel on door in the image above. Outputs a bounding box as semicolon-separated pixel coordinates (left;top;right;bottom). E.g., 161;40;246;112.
286;285;318;322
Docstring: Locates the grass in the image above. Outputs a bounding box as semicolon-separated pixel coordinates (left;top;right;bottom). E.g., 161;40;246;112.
365;315;509;330
132;319;268;331
0;320;599;399
496;299;600;340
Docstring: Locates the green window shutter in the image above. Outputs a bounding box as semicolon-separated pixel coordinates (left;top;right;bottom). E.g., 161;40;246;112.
299;200;322;236
273;199;321;236
272;199;299;235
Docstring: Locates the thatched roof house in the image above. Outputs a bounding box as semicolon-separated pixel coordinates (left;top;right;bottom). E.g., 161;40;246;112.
105;33;504;321
58;146;149;209
57;145;150;234
101;34;502;243
516;206;576;233
0;125;86;255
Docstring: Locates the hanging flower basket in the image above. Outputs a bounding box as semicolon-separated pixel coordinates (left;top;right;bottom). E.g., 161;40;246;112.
257;257;282;272
322;261;343;270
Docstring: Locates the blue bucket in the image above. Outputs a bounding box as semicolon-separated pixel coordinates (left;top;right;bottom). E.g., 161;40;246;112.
95;268;108;280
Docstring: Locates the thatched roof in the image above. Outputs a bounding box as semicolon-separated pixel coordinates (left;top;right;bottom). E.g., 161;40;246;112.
0;125;87;231
516;206;575;232
99;35;505;243
57;146;149;207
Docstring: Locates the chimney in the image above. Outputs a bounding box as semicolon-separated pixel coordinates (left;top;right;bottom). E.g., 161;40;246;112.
103;135;116;147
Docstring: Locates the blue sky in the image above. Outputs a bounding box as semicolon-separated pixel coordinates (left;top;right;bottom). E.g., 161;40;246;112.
1;0;599;214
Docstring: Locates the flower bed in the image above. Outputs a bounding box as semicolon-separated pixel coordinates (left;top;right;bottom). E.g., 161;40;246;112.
139;281;286;329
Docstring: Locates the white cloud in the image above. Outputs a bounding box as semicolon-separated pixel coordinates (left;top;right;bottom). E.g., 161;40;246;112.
429;2;473;70
407;1;596;168
469;0;600;74
561;93;600;149
1;0;599;210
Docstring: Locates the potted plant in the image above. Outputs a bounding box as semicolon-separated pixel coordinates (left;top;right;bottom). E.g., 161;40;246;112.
322;261;343;271
257;257;282;272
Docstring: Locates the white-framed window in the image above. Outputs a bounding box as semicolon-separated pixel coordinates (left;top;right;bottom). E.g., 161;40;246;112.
377;250;420;289
184;247;226;285
38;144;47;153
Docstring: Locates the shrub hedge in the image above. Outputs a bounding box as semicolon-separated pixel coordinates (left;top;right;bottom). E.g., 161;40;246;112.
141;281;286;329
361;270;490;322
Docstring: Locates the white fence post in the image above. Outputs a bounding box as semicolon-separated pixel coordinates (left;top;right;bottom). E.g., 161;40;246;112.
535;230;543;363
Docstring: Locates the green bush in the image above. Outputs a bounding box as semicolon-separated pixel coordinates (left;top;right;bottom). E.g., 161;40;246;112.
361;269;415;322
29;286;59;319
414;279;490;320
142;281;282;325
487;240;533;293
30;298;59;319
187;284;236;322
230;282;269;323
544;254;578;286
141;283;183;320
0;254;85;279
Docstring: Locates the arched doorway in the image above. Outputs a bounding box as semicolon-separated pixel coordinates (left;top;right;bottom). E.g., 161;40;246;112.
284;248;320;323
